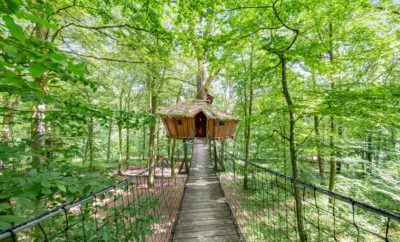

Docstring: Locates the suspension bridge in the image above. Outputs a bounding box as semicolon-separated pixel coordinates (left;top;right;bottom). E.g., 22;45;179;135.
0;138;399;241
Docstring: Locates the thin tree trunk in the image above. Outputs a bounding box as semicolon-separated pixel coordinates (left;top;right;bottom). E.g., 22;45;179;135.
184;140;189;172
142;125;146;160
391;129;396;159
312;73;324;181
31;103;47;168
2;96;18;170
243;44;254;189
147;77;158;187
218;139;225;171
106;118;113;163
118;90;124;174
328;115;336;191
367;132;373;173
125;90;132;166
213;139;219;171
328;22;337;193
336;126;343;173
88;116;94;170
280;54;307;242
170;138;176;178
314;116;324;180
31;23;49;170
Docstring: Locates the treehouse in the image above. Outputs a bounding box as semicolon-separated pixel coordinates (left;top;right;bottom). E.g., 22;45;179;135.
158;100;239;140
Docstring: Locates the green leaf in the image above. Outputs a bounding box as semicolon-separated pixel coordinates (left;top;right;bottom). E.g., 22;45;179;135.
57;184;67;193
0;215;24;224
30;63;46;78
2;15;25;41
18;12;55;29
0;204;11;211
0;221;11;230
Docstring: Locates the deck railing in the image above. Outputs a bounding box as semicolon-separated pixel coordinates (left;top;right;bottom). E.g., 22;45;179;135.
0;167;185;242
220;156;400;242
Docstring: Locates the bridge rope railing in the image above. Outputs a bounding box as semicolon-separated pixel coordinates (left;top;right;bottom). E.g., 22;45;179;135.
219;155;400;242
0;163;185;242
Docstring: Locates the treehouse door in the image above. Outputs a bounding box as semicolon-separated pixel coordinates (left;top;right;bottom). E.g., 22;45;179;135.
195;112;207;137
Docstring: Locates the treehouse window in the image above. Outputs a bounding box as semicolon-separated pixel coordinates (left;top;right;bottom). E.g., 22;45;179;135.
177;119;182;125
219;121;225;126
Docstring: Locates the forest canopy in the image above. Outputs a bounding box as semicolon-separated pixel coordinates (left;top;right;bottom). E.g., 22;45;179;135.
0;0;399;239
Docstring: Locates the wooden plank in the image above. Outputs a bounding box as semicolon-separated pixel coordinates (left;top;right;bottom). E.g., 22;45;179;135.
172;138;240;242
168;118;177;138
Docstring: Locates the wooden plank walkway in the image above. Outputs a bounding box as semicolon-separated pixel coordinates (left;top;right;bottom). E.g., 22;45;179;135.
172;139;241;242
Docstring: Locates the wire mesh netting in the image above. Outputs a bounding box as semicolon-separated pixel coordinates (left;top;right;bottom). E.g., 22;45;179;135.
220;157;400;242
0;168;185;242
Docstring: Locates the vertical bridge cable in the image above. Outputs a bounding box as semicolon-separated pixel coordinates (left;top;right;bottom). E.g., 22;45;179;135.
331;196;338;242
92;193;99;241
0;165;185;241
6;229;16;242
284;176;289;241
385;218;391;242
352;200;360;242
313;187;321;242
61;205;69;241
219;157;400;242
37;222;48;242
79;201;87;242
112;185;119;240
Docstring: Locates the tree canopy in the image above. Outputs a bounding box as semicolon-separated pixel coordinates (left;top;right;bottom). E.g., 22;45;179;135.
1;0;399;239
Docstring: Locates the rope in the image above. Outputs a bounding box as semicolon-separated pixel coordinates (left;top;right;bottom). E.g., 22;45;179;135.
79;202;87;242
37;223;48;242
223;156;400;242
61;205;69;241
313;187;321;242
352;200;360;242
385;218;391;242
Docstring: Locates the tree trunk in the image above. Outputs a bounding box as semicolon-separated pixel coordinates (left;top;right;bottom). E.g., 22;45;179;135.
213;139;219;171
142;125;146;160
314;115;324;181
31;103;47;168
218;139;225;171
243;44;254;189
2;96;18;170
118;90;124;174
170;138;176;178
147;78;157;187
367;132;373;173
184;140;189;172
125;90;132;166
280;54;307;242
328;115;336;192
88;116;94;170
312;73;324;181
336;126;343;173
196;59;207;99
328;22;337;193
31;23;49;170
125;126;130;166
106;118;113;163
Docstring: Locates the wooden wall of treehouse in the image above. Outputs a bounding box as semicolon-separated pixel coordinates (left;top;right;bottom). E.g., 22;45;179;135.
207;119;237;139
162;117;195;139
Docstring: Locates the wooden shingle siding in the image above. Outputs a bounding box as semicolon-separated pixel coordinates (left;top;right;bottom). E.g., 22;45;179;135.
161;115;238;139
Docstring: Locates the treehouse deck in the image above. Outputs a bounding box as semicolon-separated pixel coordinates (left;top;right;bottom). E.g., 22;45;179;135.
172;138;241;242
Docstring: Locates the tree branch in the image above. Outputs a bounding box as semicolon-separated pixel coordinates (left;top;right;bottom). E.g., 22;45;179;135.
62;50;145;64
222;5;273;12
271;0;299;52
273;129;289;141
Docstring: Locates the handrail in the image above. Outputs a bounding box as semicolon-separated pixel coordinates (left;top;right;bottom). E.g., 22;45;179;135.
0;168;153;240
226;155;400;222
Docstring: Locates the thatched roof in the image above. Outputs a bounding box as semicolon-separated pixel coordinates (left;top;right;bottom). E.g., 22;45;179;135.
158;100;239;121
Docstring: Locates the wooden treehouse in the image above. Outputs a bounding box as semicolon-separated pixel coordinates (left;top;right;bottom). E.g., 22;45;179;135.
158;100;239;140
